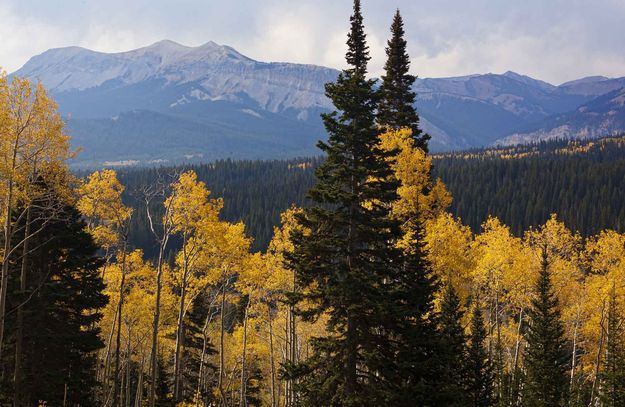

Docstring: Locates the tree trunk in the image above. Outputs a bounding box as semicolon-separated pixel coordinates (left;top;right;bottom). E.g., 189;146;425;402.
125;325;132;407
134;355;145;407
284;308;290;407
145;191;172;407
0;176;15;363
268;303;277;407
103;303;120;401
570;316;579;386
285;272;297;407
113;245;128;406
239;297;251;407
197;304;217;406
148;242;166;407
218;280;229;406
510;307;524;405
589;302;606;406
174;235;190;402
13;205;31;405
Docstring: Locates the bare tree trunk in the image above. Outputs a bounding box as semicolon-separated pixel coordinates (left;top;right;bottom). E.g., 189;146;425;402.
589;302;606;406
268;303;277;407
145;188;173;407
218;281;229;406
284;308;290;407
0;176;15;363
197;304;217;406
495;291;503;402
174;236;190;402
148;244;165;407
13;206;31;405
239;297;251;407
125;325;132;407
134;355;145;407
509;307;524;405
103;304;120;400
285;272;297;407
119;363;125;407
113;245;128;406
570;316;579;386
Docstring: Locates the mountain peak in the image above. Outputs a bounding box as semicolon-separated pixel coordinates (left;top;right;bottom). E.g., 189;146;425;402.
503;70;555;91
142;39;190;51
560;75;611;87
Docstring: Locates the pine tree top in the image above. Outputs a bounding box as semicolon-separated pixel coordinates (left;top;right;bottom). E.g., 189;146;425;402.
378;9;429;150
385;10;410;74
346;0;370;75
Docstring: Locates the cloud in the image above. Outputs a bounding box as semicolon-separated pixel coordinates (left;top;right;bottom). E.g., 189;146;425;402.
2;0;625;84
0;4;68;73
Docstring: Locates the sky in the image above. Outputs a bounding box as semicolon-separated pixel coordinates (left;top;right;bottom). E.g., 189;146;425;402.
2;0;625;85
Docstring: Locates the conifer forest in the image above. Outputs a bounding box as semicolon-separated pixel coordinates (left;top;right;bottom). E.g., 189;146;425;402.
1;1;625;406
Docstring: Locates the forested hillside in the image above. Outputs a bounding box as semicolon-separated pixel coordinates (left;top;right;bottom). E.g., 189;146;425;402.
434;135;625;236
114;159;320;255
116;135;625;255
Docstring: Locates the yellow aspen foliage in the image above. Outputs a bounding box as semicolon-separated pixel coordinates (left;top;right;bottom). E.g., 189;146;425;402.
524;215;584;330
100;250;162;360
470;217;529;370
77;169;133;250
472;217;525;302
0;75;75;230
578;230;625;374
377;128;451;229
168;170;223;235
424;212;474;302
0;74;76;360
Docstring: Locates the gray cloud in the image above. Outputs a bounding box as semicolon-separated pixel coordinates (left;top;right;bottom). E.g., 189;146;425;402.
2;0;624;84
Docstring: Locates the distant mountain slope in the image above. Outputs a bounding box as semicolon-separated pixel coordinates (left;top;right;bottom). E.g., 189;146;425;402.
11;40;625;165
13;40;337;167
497;87;625;145
16;40;337;114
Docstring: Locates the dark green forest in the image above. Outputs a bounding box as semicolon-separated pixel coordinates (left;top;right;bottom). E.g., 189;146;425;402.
114;135;625;255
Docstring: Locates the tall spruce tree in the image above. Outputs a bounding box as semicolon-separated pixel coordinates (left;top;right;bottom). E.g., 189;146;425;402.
599;284;625;407
392;192;441;405
465;303;496;407
378;9;430;151
436;283;468;406
524;251;570;407
1;197;107;405
285;1;408;405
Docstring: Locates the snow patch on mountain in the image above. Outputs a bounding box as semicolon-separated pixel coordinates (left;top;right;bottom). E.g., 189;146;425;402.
242;109;262;118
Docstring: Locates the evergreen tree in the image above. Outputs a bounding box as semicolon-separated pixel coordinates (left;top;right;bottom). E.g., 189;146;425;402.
392;186;441;405
181;294;217;404
155;356;173;406
599;284;625;407
524;251;570;407
465;303;496;407
286;1;408;405
378;9;429;151
436;283;467;406
2;198;107;406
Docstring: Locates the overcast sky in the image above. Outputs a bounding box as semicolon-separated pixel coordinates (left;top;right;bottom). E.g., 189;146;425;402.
2;0;624;84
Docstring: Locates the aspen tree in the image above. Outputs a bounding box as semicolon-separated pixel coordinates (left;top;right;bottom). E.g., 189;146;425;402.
0;76;73;398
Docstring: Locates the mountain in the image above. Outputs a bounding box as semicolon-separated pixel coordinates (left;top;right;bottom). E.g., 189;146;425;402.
13;40;337;166
11;40;625;165
496;87;625;145
413;73;623;149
